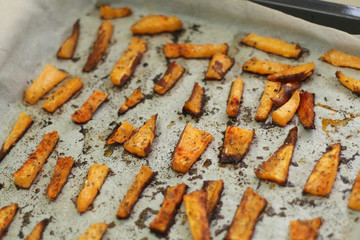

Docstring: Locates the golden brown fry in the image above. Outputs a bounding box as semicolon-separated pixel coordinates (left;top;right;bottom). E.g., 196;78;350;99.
57;19;80;59
163;42;228;59
83;21;113;72
0;203;18;239
172;123;213;173
242;57;293;75
205;53;234;80
43;78;83;113
348;170;360;211
13;131;59;189
77;163;109;213
100;5;131;19
110;37;147;87
154;61;185;95
183;83;205;117
271;82;301;108
336;71;360;93
254;81;281;121
183;190;211;240
289;218;323;240
272;90;300;127
267;62;315;83
78;222;108;240
202;179;224;221
105;121;137;146
226;78;244;118
321;49;360;69
25;64;68;104
118;87;144;115
149;183;188;234
46;157;74;200
297;90;315;129
71;90;108;124
117;165;154;219
25;219;49;240
220;126;254;164
254;126;298;185
241;33;302;58
225;188;267;240
0;112;33;161
131;15;182;35
123;114;157;157
303;143;341;196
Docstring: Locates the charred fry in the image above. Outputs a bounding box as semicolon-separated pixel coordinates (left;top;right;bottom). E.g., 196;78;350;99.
71;90;108;124
13;131;59;189
205;53;234;80
25;218;49;240
105;121;137;146
303;143;341;196
0;112;33;162
118;87;144;115
110;37;147;87
348;170;360;211
123;114;157;157
172;123;213;173
271;82;301;108
78;222;108;240
267;62;315;83
43;78;83;113
154;61;185;95
25;64;68;104
254;81;281;121
241;33;302;58
46;157;74;200
149;183;188;234
242;58;293;75
202;179;224;221
183;190;211;240
272;90;300;127
131;15;182;35
336;71;360;93
117;165;154;219
0;203;18;239
289;218;323;240
254;127;298;185
57;20;80;59
83;21;113;72
183;83;205;117
225;188;267;240
163;42;228;59
77;163;109;213
100;5;131;19
321;49;360;69
297;90;315;129
226;78;244;118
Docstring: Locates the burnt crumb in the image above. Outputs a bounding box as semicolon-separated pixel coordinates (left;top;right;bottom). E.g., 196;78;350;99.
104;149;113;157
152;73;163;84
264;207;286;217
108;169;115;177
256;180;262;190
256;156;263;160
0;183;3;190
286;182;295;188
263;147;269;151
226;118;236;126
135;207;157;229
71;104;79;108
291;162;298;167
40;117;53;129
340;175;350;184
215;224;229;236
143;63;148;67
151;186;167;200
156;46;162;55
288;198;319;207
203;159;212;168
210;107;220;115
327;233;334;238
355;217;359;222
188;174;203;181
190;24;201;32
35;188;40;194
18;231;24;238
50;231;54;236
82;146;92;155
341;151;359;165
108;222;116;228
73;160;88;168
79;126;88;136
188;168;197;176
21;210;33;228
171;29;185;43
260;122;276;129
71;56;80;62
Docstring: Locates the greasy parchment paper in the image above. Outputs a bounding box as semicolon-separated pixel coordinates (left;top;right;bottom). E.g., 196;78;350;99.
1;0;360;239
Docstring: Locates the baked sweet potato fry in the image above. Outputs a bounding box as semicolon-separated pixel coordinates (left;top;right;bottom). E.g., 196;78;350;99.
220;126;254;164
77;163;109;213
172;123;213;173
163;42;228;59
153;61;185;95
267;62;315;83
43;78;83;113
183;83;205;117
118;87;144;115
25;218;49;240
336;71;360;93
83;21;113;72
0;112;33;162
289;218;323;240
183;190;211;240
131;15;182;35
241;33;302;58
348;170;360;211
0;203;18;239
242;58;293;75
100;5;131;19
202;179;224;221
271;82;301;108
321;49;360;69
272;90;300;127
149;183;188;234
57;19;80;59
226;78;244;118
225;188;267;240
25;64;68;104
254;81;281;121
71;90;108;124
78;222;108;240
116;165;154;219
105;121;137;146
303;143;341;196
110;37;147;87
46;157;74;200
297;90;315;129
123;114;157;157
13;130;59;189
205;53;234;80
254;126;298;185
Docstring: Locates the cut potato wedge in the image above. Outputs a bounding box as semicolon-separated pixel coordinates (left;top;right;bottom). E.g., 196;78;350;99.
205;53;234;80
272;90;300;127
0;203;18;239
118;87;144;115
163;42;228;58
131;15;182;34
242;57;293;75
105;121;137;146
336;71;360;93
154;61;185;95
25;219;49;240
271;82;301;108
267;62;315;83
321;49;360;69
289;218;323;240
57;19;80;59
100;5;131;19
297;90;315;129
78;222;108;240
254;81;281;121
202;179;224;221
348;170;360;211
183;83;205;117
226;78;244;118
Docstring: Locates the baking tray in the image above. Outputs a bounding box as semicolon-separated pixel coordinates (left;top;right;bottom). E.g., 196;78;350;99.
1;0;360;239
